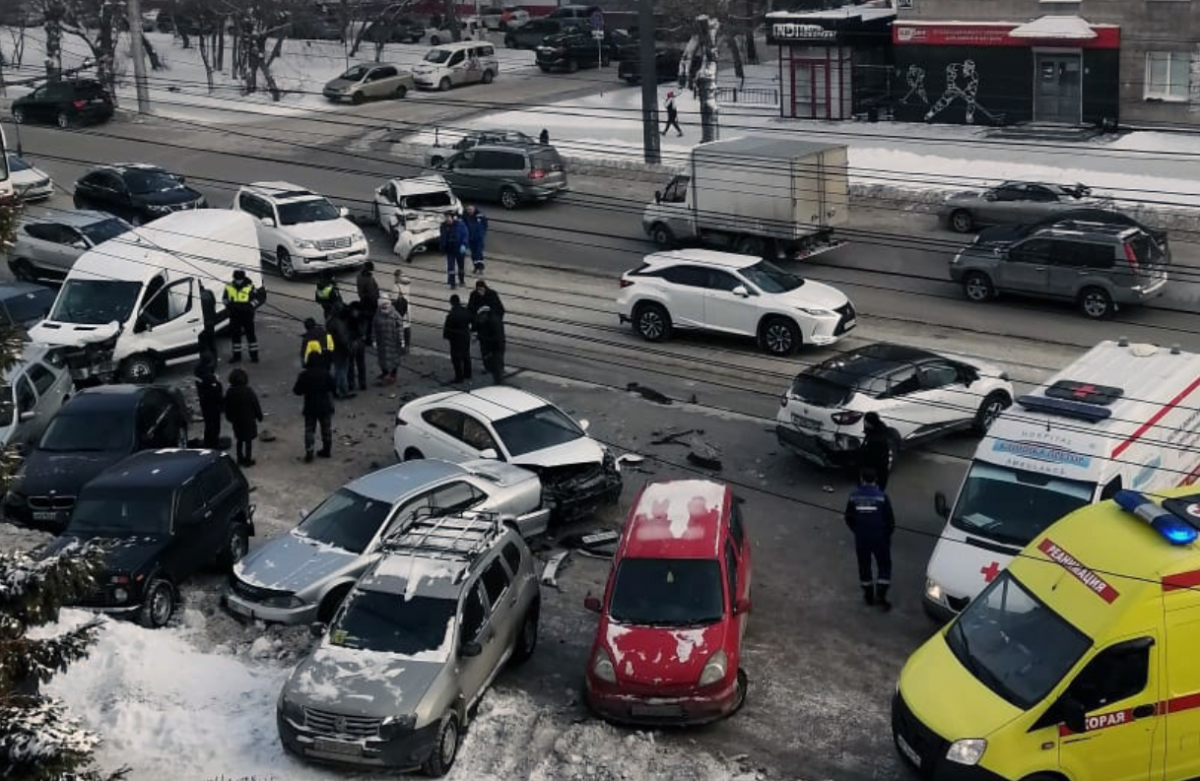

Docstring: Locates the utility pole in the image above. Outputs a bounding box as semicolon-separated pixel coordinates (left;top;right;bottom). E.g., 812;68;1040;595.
638;0;660;165
127;0;151;113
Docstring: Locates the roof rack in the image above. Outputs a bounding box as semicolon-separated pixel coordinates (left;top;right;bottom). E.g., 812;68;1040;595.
379;510;506;566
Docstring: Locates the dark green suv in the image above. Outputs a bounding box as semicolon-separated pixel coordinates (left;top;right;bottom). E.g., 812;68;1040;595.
12;78;114;128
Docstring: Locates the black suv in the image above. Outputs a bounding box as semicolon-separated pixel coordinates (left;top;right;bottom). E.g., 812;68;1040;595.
536;30;619;72
3;384;190;531
362;17;425;43
39;449;255;628
12;78;114;129
73;163;207;226
505;17;577;49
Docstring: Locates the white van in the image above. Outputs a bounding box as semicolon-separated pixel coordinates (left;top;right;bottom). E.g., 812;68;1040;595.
412;40;498;91
28;210;264;384
923;339;1200;622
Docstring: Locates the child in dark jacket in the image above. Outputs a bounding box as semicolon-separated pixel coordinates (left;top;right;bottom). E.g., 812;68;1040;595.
194;353;224;449
224;367;264;467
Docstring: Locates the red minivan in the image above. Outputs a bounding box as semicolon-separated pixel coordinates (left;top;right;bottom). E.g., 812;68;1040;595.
583;479;752;724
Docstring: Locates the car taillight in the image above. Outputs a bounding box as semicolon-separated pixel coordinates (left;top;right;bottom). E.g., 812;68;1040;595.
73;100;85;109
831;410;864;425
619;278;634;288
1124;242;1139;270
529;169;546;180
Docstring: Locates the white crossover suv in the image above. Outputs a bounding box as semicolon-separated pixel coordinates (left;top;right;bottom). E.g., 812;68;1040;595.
233;181;368;279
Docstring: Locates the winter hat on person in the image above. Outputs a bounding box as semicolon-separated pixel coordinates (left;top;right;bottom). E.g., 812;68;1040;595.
379;298;393;310
303;317;317;329
475;279;487;290
450;294;461;305
667;91;675;98
232;269;247;281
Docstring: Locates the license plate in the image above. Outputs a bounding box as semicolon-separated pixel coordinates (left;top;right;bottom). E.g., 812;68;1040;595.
630;703;682;718
33;511;60;521
896;734;921;768
792;414;823;431
329;251;349;260
312;738;363;756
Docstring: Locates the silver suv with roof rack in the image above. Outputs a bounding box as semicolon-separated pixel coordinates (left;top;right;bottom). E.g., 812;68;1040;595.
278;511;540;776
233;181;368;279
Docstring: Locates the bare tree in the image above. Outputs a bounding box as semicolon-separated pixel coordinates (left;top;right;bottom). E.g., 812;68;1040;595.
41;0;65;78
681;14;721;142
225;0;291;100
49;0;124;97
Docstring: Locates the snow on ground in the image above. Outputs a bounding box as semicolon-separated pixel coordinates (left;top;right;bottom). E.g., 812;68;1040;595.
0;26;535;123
43;608;757;781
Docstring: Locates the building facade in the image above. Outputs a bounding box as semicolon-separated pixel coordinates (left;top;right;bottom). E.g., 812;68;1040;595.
893;0;1200;129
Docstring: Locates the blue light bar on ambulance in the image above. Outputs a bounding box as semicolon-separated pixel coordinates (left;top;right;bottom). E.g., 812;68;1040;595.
1016;394;1113;423
1114;490;1199;546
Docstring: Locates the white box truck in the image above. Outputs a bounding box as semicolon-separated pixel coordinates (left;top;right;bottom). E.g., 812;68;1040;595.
922;339;1200;623
642;136;848;260
29;210;265;384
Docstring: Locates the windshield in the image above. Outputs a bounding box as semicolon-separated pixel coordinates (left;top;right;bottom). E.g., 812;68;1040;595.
79;217;131;246
739;260;804;294
4;288;55;325
39;410;133;452
340;65;370;81
295;488;392;554
331;591;456;655
402;190;454;210
49;279;141;325
68;489;173;535
8;155;31;173
277;198;340;226
951;462;1094;547
492;405;584;457
946;572;1090;709
124;170;184;194
609;558;724;626
424;49;451;64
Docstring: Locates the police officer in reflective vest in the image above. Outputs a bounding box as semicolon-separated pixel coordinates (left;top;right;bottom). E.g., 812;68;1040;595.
224;270;262;363
314;272;342;319
844;469;896;611
301;317;335;370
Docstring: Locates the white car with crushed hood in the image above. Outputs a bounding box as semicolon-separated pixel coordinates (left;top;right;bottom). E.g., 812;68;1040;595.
372;174;463;262
394;387;623;523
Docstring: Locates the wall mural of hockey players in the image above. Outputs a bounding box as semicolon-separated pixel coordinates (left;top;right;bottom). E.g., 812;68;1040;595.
923;60;1002;124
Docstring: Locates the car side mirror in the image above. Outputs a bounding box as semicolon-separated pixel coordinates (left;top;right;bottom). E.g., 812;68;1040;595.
72;240;88;249
984;192;997;201
578;419;590;431
734;597;752;616
18;410;36;422
584;595;601;613
175;175;187;184
654;190;662;204
260;217;276;228
461;640;483;657
339;207;350;218
1059;696;1087;735
934;491;950;520
134;316;149;333
309;621;326;638
479;447;499;460
731;285;749;298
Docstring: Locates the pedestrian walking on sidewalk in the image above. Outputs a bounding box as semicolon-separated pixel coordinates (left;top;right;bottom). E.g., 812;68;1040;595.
662;91;682;136
474;303;506;385
344;301;369;392
440;212;469;289
224;367;263;467
357;262;380;347
443;294;473;382
293;356;335;463
194;353;223;450
844;469;896;611
374;297;406;385
463;204;489;275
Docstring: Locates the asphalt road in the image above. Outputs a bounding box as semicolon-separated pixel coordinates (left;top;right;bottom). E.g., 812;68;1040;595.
8;78;1200;781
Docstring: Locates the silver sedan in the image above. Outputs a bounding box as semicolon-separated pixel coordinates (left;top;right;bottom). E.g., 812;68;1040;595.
9;210;133;281
938;181;1111;233
0;344;73;453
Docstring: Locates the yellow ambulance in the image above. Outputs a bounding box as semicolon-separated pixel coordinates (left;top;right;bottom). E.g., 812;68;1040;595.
893;487;1200;781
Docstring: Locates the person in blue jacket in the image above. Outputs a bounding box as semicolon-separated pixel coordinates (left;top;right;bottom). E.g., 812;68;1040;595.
844;469;896;611
463;204;489;275
439;212;469;290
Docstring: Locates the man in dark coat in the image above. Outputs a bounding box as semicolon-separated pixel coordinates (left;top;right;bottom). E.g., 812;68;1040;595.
224;367;263;467
293;356;336;463
344;302;368;392
859;411;892;490
327;310;355;399
442;294;473;383
474;304;506;385
356;262;380;347
468;279;505;319
198;286;218;360
844;469;896;610
462;205;489;276
194;353;223;449
300;317;334;371
439;212;469;290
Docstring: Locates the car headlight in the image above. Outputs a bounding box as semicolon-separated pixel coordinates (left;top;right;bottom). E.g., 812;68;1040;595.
591;647;617;683
946;739;986;766
293;239;317;250
261;594;304;609
352;232;366;244
147;203;170;213
277;692;306;724
797;307;834;317
698;649;728;687
924;578;945;605
380;714;416;738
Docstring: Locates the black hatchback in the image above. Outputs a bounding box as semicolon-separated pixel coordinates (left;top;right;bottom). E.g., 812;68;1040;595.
73;163;207;226
12;78;114;129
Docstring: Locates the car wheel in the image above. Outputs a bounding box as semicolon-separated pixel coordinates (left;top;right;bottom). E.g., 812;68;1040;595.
962;272;994;303
12;107;25;124
505;36;515;48
138;577;175;629
649;223;675;249
566;58;579;73
430;155;445;167
277;247;297;279
731;668;749;715
760;317;800;356
481;69;494;84
734;234;766;258
9;258;36;282
499;186;520;210
510;600;540;665
439;76;452;92
219;525;250;568
633;302;671;342
350;91;364;105
1079;286;1113;320
56;111;72;129
317;585;352;623
403;446;425;461
422;712;460;777
950;209;974;233
973;391;1011;435
394;84;408;99
120;353;157;383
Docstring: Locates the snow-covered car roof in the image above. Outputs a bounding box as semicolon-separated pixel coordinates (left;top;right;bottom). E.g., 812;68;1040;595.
393;174;453;196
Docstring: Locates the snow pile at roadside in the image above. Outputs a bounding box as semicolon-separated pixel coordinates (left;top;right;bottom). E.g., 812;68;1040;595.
43;609;756;781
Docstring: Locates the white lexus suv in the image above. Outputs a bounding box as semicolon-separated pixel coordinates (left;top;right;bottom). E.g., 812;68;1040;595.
233;182;368;279
616;249;856;355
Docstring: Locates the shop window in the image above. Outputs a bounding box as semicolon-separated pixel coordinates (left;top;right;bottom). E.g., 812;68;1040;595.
1145;52;1190;102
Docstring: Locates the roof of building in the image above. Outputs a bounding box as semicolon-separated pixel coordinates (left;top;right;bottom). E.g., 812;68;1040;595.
622;479;730;560
692;135;844;162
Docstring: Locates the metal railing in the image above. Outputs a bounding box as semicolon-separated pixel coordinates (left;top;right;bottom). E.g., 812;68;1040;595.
716;86;779;105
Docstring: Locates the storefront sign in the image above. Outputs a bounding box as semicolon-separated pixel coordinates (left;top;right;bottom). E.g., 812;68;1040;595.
771;23;837;42
893;22;1120;49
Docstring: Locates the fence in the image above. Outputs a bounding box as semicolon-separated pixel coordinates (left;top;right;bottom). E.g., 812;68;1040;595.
715;86;779;106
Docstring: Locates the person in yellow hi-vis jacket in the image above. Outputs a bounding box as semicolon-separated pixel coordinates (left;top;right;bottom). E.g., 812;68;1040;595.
224;269;265;363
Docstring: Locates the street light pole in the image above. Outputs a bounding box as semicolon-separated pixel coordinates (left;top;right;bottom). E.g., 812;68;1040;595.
638;0;660;165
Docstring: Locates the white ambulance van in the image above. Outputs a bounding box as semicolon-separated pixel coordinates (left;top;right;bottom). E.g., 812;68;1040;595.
923;339;1200;622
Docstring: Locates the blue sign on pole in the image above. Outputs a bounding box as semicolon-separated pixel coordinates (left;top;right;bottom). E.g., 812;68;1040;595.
590;9;604;29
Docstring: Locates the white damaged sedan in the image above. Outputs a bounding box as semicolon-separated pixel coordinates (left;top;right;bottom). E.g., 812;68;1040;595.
372;174;462;262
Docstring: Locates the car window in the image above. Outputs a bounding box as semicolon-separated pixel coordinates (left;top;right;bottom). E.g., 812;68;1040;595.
729;500;745;549
480;558;511;606
992;185;1026;202
461;582;487;640
707;270;742;292
724;540;738;607
239;193;268;220
199;462;231;499
24;224;57;242
423;407;465;439
886;367;921;397
1064;241;1115;270
80;172;110;191
451;151;477;170
448;50;465;66
1025;185;1057;202
3;287;54;325
461;415;499;451
478;45;495;57
15;375;35;414
140;275;170;324
1067;642;1151;713
26;362;56;395
662;265;709;288
918;361;959;390
502;541;522;574
1011;238;1055;265
430;480;486;514
176;481;203;522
